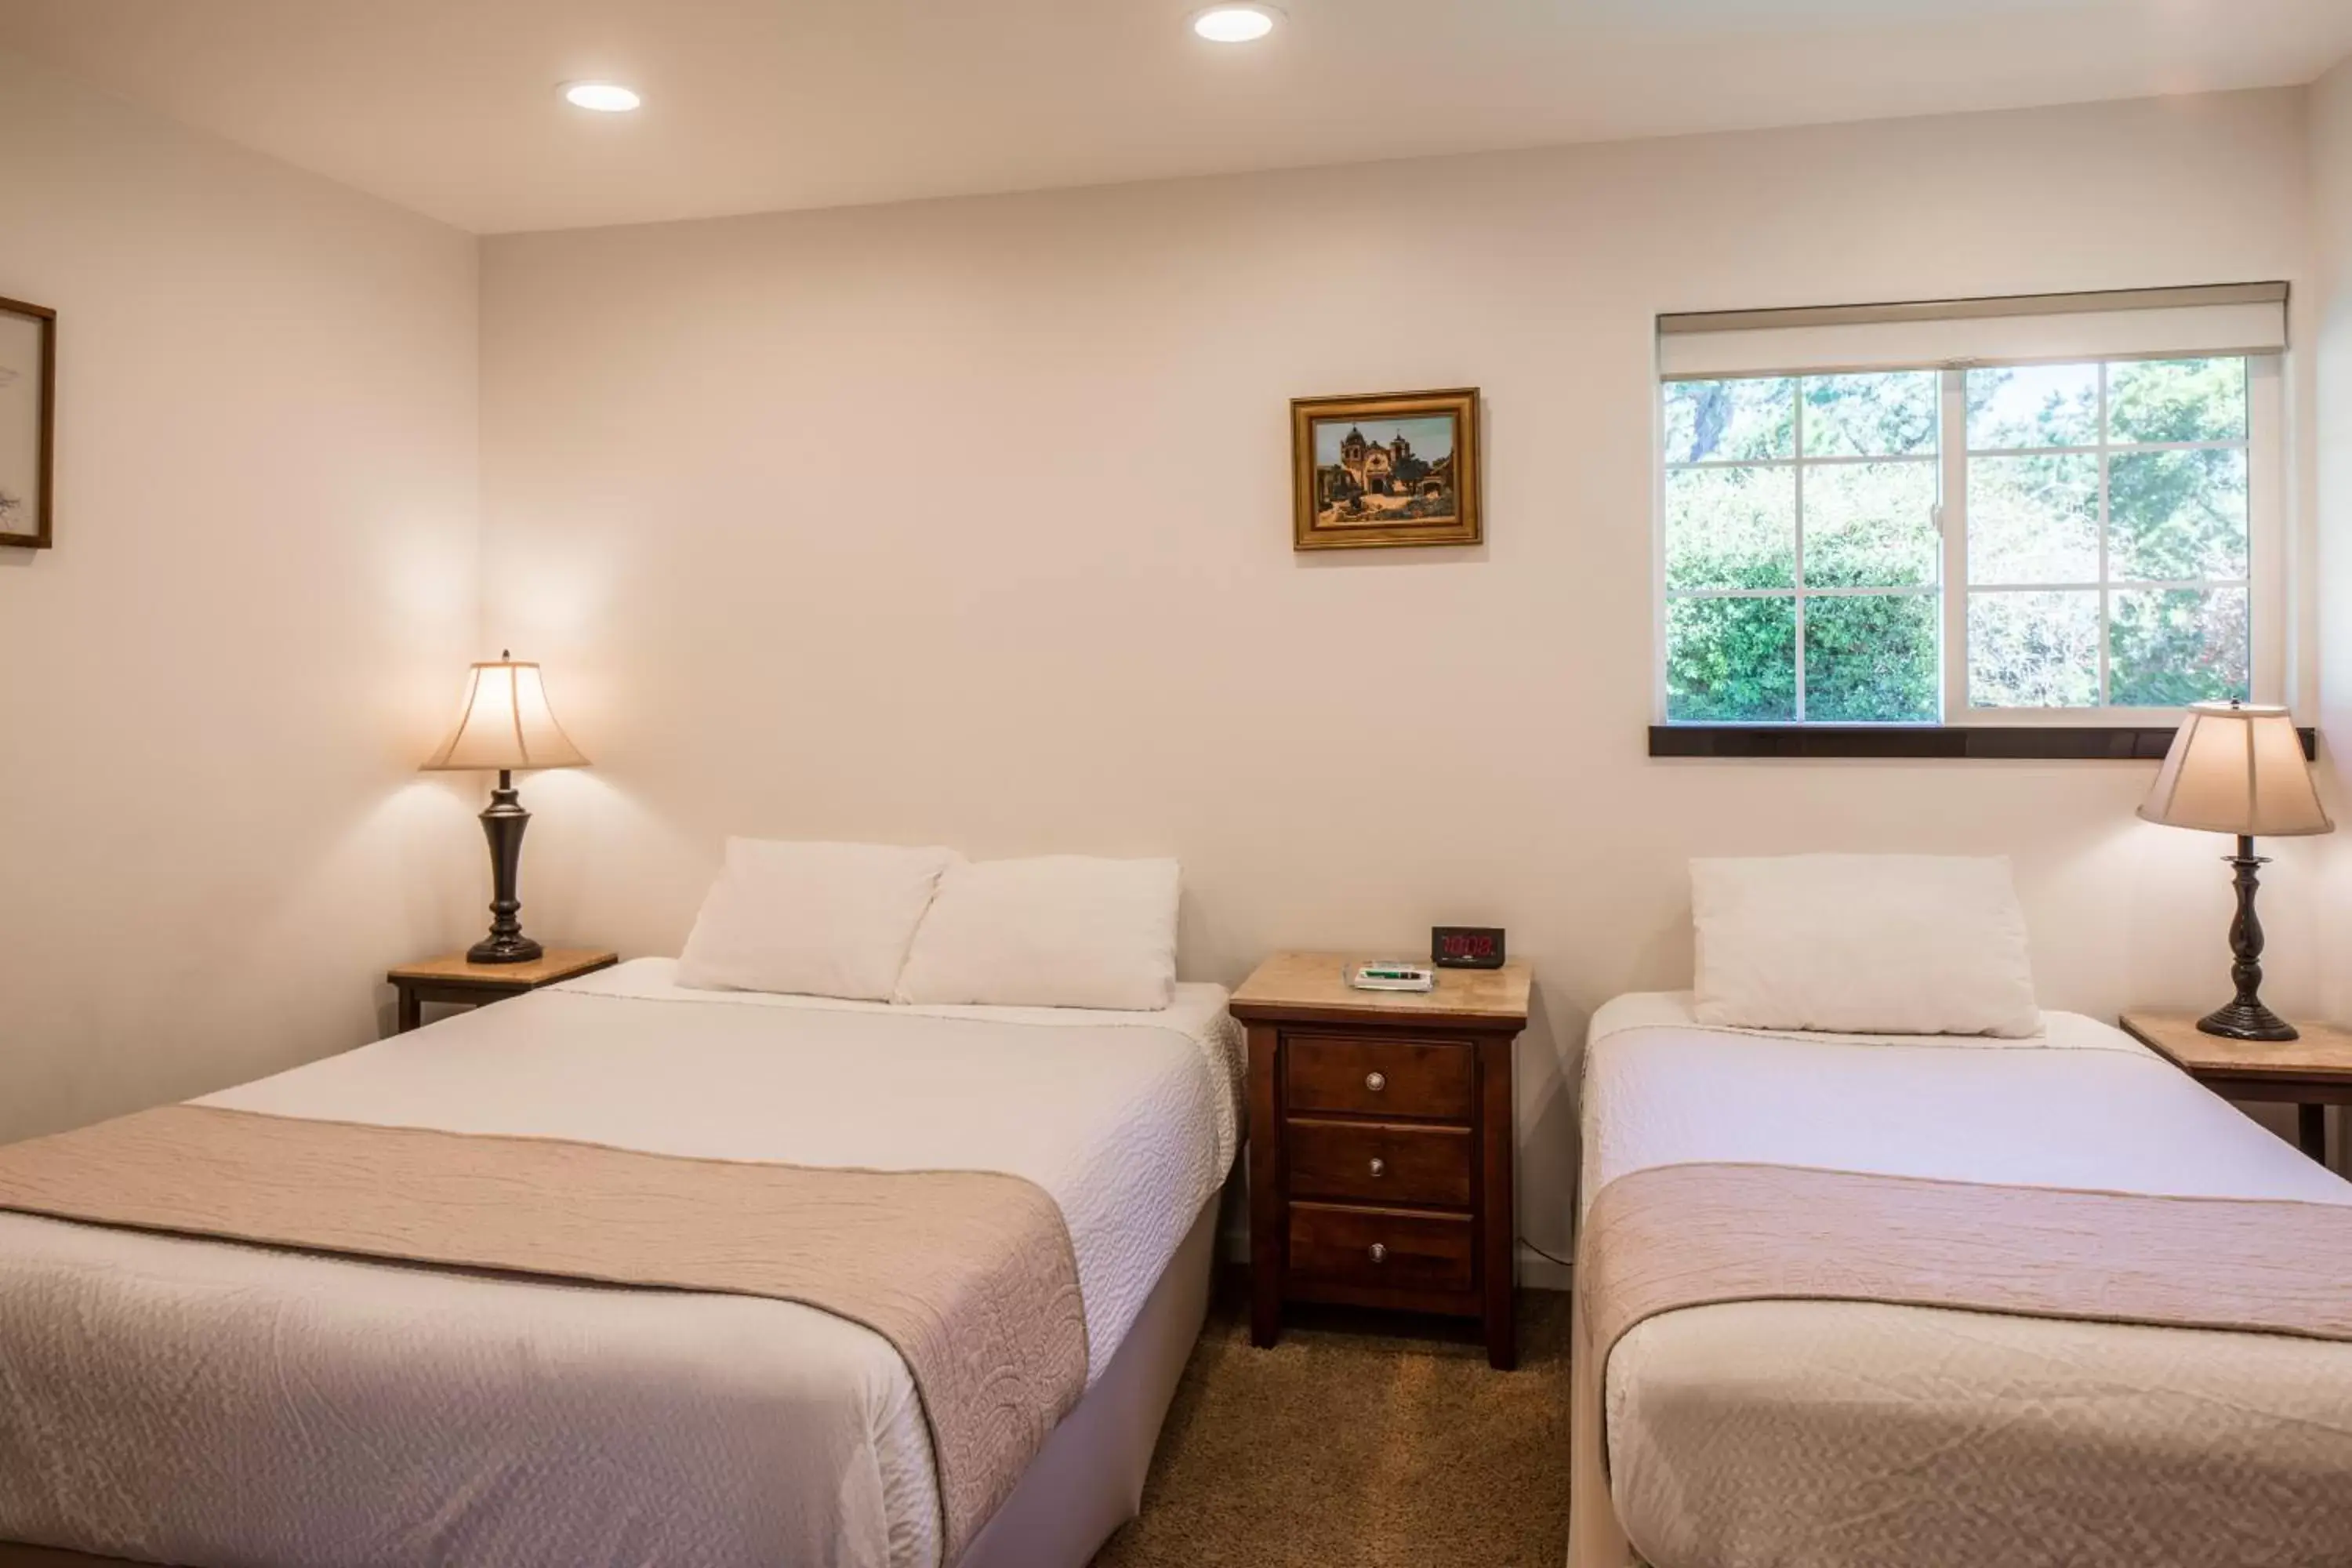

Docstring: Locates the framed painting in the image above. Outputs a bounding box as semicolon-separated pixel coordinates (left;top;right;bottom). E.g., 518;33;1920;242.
1291;387;1480;551
0;296;55;550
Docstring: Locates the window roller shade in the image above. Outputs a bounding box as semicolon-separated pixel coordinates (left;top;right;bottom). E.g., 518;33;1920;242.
1657;283;2288;381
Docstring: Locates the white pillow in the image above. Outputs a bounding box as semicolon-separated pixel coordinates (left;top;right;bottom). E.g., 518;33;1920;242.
1690;855;2041;1037
895;855;1179;1010
676;839;957;1001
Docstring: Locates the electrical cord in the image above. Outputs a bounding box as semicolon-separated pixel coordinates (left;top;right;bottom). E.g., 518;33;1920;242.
1518;1234;1574;1269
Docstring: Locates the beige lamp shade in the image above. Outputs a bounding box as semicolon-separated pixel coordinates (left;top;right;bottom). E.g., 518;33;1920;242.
2137;702;2330;837
421;655;590;773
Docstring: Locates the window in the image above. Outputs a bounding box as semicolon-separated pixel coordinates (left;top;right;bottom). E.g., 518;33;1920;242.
1662;372;1942;723
1964;360;2249;709
1653;286;2285;728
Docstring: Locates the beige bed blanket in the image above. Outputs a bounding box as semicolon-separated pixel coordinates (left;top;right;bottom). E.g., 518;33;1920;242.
1581;1161;2352;1359
0;1103;1087;1563
1571;1161;2352;1568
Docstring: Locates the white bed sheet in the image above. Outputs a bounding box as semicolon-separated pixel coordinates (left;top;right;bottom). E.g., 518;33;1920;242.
1584;993;2352;1568
0;960;1241;1568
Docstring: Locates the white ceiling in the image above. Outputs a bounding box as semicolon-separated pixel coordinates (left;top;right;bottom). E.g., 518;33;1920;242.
2;0;2348;235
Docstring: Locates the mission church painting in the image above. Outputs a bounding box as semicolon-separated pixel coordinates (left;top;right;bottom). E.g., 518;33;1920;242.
1312;416;1457;526
1290;388;1482;550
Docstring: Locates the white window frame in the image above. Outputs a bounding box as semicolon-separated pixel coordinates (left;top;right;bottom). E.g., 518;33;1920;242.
1651;351;2283;725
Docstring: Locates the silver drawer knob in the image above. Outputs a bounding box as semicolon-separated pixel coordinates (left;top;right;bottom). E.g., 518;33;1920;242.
1364;1071;1387;1092
1368;1157;1387;1178
1368;1243;1388;1263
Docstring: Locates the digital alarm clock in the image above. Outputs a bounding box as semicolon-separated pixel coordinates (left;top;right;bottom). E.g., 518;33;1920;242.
1432;926;1506;970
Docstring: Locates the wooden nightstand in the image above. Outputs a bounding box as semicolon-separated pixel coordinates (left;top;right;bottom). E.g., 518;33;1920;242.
389;948;619;1033
2120;1011;2352;1164
1232;951;1531;1370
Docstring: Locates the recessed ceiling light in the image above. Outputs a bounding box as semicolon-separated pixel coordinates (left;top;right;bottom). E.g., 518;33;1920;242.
562;82;641;113
1191;5;1279;43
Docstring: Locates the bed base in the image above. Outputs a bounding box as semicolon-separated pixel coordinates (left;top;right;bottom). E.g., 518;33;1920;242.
0;1185;1224;1568
1566;1272;1639;1568
955;1183;1219;1568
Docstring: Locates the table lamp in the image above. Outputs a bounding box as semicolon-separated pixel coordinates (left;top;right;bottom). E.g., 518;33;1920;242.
2137;700;2332;1040
422;652;590;964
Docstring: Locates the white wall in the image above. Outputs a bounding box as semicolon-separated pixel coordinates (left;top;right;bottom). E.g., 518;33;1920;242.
2312;56;2352;1163
0;49;485;1142
481;87;2328;1261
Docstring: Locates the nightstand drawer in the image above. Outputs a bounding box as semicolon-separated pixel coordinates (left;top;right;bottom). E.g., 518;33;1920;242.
1287;1117;1473;1207
1288;1202;1473;1294
1284;1035;1473;1120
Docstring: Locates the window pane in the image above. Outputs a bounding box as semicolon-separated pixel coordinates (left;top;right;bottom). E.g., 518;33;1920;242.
1663;379;1795;465
1968;452;2099;584
1665;596;1797;721
1804;461;1940;588
1802;372;1938;458
1969;590;2100;708
2110;588;2249;706
1665;466;1795;590
1967;363;2098;450
2109;448;2248;582
2108;358;2247;445
1805;594;1939;722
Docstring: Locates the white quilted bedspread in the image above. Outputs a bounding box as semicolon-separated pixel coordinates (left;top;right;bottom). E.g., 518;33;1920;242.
0;961;1241;1568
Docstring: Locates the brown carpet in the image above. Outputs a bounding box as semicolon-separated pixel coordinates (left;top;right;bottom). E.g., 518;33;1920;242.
1093;1287;1573;1568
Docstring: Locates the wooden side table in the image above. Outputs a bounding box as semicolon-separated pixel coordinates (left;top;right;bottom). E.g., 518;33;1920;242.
1232;951;1531;1370
389;948;619;1033
2119;1011;2352;1164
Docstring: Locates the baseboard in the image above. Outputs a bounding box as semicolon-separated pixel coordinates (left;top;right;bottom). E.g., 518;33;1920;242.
1516;1243;1572;1293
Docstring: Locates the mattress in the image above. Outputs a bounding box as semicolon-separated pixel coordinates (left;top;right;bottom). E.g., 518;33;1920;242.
1582;993;2352;1568
0;960;1243;1568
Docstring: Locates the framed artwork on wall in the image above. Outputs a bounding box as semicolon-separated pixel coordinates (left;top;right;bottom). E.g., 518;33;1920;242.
0;296;56;551
1290;387;1480;551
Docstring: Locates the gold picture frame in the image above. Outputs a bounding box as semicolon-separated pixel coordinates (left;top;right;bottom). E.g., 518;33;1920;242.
1290;387;1480;551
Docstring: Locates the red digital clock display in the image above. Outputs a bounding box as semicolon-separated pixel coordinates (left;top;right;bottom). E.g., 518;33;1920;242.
1432;926;1506;969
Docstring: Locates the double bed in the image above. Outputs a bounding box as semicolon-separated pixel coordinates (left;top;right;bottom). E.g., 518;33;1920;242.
0;958;1243;1568
1570;993;2352;1568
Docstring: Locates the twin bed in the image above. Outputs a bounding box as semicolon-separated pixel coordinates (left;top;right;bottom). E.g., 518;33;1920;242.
1569;853;2352;1568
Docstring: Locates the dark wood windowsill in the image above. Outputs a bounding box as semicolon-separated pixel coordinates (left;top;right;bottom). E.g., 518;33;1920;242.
1650;724;2318;760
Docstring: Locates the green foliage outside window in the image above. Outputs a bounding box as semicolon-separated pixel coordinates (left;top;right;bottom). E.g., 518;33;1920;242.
1665;597;1796;721
1805;596;1939;722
